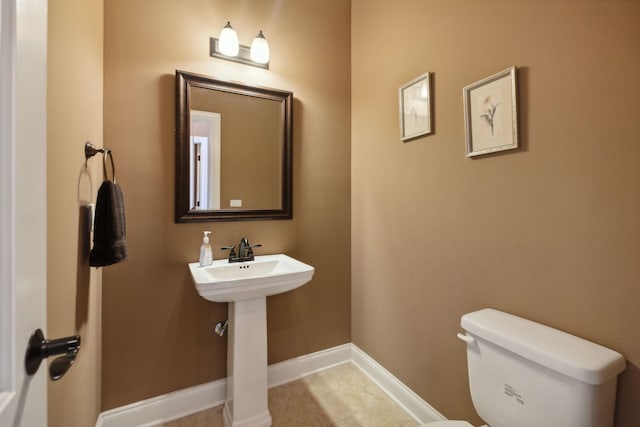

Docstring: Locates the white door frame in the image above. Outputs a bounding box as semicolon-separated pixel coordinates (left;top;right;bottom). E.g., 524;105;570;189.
190;110;221;210
0;0;48;424
0;0;15;411
191;135;209;209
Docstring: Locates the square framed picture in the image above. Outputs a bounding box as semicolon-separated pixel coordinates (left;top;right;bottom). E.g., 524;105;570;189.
399;72;432;141
463;66;519;157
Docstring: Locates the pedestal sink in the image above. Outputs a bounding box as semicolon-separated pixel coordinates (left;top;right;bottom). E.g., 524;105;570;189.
188;254;315;427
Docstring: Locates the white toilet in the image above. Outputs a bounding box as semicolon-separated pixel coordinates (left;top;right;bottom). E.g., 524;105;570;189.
421;308;626;427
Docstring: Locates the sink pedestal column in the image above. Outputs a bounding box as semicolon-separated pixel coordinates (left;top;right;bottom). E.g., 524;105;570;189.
223;297;272;427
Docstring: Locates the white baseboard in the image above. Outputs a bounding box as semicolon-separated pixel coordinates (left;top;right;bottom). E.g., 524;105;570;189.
97;378;227;427
97;343;445;427
350;344;446;423
268;343;352;388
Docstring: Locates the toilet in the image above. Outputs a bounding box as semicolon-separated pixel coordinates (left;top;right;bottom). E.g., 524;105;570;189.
421;308;626;427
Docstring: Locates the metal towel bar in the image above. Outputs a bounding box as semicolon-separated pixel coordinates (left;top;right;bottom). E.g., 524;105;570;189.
85;141;116;182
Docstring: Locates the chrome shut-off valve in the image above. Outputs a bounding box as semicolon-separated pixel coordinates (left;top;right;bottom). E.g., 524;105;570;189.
214;320;228;337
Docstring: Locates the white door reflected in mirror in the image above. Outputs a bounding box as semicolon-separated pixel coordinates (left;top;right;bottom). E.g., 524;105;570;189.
190;110;221;210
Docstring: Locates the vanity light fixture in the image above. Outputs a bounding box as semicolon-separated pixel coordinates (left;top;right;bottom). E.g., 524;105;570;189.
250;31;270;64
218;21;239;57
210;22;270;69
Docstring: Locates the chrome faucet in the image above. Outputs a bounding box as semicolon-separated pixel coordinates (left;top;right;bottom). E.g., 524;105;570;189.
221;237;262;263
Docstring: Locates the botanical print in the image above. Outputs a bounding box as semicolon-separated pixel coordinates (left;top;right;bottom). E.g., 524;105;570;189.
480;96;500;136
400;73;431;141
403;85;429;137
464;66;518;157
472;87;506;144
464;67;518;156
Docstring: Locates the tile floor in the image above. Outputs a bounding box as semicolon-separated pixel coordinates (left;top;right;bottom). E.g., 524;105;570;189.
156;362;419;427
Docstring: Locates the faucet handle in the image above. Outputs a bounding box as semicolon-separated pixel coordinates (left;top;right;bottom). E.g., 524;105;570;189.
247;243;262;257
221;245;236;258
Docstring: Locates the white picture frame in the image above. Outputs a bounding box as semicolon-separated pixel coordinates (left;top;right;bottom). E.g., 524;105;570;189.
463;66;519;157
399;72;432;141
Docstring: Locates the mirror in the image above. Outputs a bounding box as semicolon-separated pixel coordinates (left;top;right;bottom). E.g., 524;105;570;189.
175;70;293;222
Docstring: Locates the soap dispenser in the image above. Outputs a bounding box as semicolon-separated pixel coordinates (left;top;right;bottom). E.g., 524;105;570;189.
199;231;213;266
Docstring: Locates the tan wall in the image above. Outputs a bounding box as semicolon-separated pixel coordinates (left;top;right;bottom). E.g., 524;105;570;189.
47;0;104;425
352;1;640;425
102;0;351;410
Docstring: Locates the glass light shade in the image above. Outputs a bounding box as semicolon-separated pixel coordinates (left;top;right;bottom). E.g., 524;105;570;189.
219;21;239;57
250;31;270;64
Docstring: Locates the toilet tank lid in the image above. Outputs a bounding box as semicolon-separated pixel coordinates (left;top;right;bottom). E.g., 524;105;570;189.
461;309;626;385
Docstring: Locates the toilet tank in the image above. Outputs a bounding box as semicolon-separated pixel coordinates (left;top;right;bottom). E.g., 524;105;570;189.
459;309;626;427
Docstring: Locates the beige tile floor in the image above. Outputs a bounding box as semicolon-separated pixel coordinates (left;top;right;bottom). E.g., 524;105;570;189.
156;362;419;427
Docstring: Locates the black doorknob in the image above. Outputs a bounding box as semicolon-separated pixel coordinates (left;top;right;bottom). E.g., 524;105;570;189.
24;329;81;381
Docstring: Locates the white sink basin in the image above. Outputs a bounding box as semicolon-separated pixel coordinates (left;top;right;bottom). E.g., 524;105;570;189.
188;253;315;302
188;253;315;426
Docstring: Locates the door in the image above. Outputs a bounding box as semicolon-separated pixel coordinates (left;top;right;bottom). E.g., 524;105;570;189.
191;135;210;209
0;0;48;425
190;110;221;210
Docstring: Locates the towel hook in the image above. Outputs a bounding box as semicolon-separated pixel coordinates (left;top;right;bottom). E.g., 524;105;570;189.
85;142;116;183
84;142;105;159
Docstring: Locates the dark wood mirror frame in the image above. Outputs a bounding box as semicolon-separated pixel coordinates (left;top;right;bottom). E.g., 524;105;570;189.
175;70;293;222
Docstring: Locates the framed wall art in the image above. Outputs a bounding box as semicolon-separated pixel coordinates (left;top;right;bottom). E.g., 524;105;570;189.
399;72;431;141
463;66;518;157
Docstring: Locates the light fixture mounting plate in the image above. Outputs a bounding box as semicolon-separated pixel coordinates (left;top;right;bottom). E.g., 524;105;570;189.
210;38;269;69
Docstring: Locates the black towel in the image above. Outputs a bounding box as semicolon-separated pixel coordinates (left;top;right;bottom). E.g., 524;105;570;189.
89;180;128;267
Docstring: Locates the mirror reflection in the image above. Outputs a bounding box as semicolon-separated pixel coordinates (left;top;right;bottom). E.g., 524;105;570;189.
175;70;293;222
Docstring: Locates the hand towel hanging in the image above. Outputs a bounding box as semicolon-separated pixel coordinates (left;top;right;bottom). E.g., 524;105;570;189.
90;150;128;267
